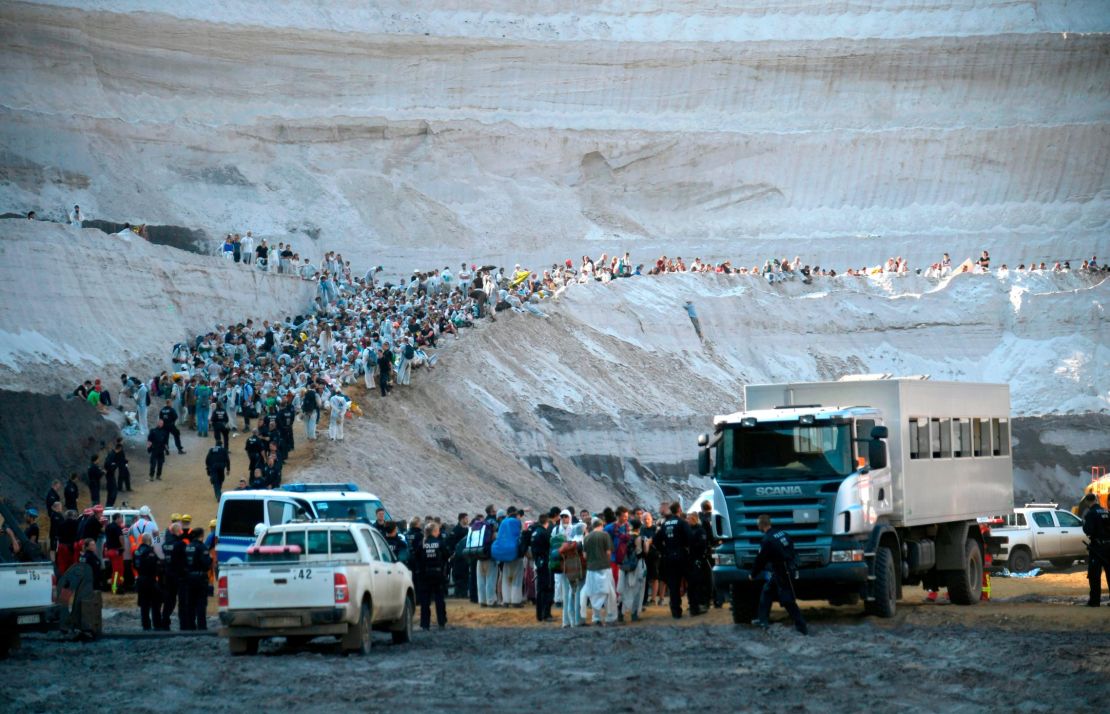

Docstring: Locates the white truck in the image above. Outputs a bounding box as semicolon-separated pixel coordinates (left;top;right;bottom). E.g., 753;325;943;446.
0;561;57;659
989;504;1088;573
699;377;1013;620
217;521;414;655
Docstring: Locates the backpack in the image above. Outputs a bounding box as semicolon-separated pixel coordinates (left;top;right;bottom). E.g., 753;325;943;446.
301;390;317;414
144;388;151;406
620;535;641;573
403;344;415;360
548;533;566;573
462;523;492;560
559;541;585;584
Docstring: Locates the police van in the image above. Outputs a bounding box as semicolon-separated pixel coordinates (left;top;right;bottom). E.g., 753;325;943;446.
215;483;392;564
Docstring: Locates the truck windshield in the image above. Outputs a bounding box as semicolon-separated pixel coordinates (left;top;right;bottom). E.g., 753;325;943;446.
717;423;854;480
312;499;385;522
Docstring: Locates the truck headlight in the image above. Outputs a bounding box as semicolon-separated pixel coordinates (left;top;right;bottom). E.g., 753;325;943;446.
831;549;864;563
714;552;736;566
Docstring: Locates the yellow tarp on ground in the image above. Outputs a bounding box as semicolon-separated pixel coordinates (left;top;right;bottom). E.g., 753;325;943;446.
510;269;531;288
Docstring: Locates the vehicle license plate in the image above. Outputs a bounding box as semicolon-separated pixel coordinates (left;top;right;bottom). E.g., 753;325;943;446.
260;616;299;628
17;614;41;625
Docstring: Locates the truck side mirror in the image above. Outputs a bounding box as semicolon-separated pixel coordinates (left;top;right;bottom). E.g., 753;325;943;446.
868;440;888;470
697;433;709;447
697;448;711;476
871;425;889;440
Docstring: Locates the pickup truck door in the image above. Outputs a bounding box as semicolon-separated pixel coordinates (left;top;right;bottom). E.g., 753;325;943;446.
356;528;393;621
1053;510;1086;557
227;562;333;610
1029;511;1060;558
369;528;404;619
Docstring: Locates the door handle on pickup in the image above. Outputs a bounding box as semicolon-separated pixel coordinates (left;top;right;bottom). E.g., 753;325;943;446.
1036;532;1045;535
274;578;288;584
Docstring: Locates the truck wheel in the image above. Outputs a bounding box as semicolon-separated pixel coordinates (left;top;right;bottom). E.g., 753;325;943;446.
1050;558;1073;570
391;595;414;645
1007;547;1033;574
228;637;259;656
864;547;897;618
730;584;760;625
945;538;982;605
343;600;372;655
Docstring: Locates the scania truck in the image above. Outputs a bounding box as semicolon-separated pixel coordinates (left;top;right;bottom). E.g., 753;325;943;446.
697;376;1012;621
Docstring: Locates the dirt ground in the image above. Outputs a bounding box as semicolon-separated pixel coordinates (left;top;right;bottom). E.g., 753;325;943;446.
9;396;1108;712
4;568;1108;713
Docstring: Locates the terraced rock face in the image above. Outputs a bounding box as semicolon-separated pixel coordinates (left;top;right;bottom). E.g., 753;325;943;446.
1;1;1107;271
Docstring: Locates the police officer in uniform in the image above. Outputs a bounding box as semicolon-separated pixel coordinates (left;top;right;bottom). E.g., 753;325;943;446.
182;528;212;629
656;502;692;619
146;419;170;482
134;533;163;630
750;514;808;634
244;428;264;478
686;512;709;616
161;523;185;630
384;521;410;567
530;513;554;622
415;522;450;630
1082;493;1110;607
276;398;296;459
205;442;230;502
211;401;230;449
159;400;186;454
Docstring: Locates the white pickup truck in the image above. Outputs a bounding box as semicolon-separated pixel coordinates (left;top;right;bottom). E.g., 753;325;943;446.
217;521;414;655
0;561;57;658
990;504;1088;573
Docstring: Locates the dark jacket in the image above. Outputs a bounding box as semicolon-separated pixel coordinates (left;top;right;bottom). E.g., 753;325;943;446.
205;446;230;478
63;481;79;510
752;527;797;578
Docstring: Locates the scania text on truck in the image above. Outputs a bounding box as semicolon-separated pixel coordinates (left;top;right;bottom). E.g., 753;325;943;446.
697;376;1013;621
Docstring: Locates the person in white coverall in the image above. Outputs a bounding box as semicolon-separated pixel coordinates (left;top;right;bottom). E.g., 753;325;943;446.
328;391;349;441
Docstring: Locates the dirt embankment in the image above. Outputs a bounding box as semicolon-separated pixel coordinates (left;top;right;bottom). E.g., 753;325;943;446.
0;390;118;507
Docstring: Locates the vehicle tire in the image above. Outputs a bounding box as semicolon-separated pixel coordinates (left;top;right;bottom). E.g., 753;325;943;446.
343;600;372;655
391;595;414;645
0;630;16;660
730;584;760;625
1007;547;1033;574
864;546;897;618
228;636;259;656
945;538;983;605
1050;558;1073;570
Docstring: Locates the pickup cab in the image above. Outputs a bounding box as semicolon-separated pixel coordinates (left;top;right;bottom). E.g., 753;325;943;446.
0;561;57;658
217;521;414;655
990;504;1088;573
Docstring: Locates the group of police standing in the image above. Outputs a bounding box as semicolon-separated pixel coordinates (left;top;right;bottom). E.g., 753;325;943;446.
133;522;213;631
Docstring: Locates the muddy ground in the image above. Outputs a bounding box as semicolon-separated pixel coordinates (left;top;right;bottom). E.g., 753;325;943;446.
4;569;1108;713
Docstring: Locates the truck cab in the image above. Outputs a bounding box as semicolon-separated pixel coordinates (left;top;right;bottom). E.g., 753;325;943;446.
700;377;1013;621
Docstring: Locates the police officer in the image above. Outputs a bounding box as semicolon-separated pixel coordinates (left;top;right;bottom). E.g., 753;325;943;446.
276;398;296;459
656;502;692;619
158;399;186;454
146;419;170;482
686;512;709;616
384;521;410;565
205;441;230;502
106;439;131;494
134;533;163;630
162;523;185;630
211;401;230;449
182;528;212;629
1082;493;1110;607
530;513;554;622
244;428;264;477
415;522;449;630
750;514;808;634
